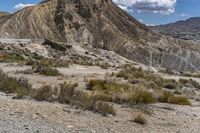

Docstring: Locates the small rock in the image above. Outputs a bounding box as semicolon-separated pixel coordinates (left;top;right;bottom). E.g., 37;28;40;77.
9;112;15;115
63;108;71;113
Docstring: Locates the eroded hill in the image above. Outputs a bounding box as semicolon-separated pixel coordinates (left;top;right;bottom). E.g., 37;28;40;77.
1;0;200;72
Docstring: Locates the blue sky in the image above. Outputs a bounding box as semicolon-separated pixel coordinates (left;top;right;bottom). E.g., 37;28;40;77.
0;0;200;25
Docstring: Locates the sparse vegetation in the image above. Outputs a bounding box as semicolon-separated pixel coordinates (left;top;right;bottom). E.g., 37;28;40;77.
87;73;192;106
87;79;156;105
0;53;25;63
0;62;194;118
26;58;71;68
117;65;178;90
0;69;115;116
58;82;115;116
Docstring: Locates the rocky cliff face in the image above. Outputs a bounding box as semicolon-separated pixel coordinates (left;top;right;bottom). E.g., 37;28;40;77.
1;0;200;72
152;17;200;43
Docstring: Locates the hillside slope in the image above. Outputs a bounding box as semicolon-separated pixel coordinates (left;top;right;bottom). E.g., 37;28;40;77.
1;0;200;72
152;17;200;42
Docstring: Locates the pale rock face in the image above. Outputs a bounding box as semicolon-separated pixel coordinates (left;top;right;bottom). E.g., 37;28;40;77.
0;0;200;72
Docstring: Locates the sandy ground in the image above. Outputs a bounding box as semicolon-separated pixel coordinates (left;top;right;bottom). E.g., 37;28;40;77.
0;63;116;88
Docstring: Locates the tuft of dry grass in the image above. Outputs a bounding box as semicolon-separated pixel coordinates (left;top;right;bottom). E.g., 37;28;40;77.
87;79;132;93
0;69;31;95
159;91;191;105
130;89;156;104
87;79;156;105
95;101;116;116
33;85;55;101
133;113;147;125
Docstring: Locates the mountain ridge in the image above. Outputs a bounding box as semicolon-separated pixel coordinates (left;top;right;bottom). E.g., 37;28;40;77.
152;17;200;42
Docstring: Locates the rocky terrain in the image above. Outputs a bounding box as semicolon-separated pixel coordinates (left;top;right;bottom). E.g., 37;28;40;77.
1;0;200;132
0;62;200;133
1;0;200;72
1;91;200;133
152;17;200;42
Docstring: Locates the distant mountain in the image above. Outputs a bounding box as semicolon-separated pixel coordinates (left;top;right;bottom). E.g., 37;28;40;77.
1;0;200;72
152;17;200;42
0;11;10;17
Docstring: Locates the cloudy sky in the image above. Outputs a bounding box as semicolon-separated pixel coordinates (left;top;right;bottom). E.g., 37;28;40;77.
0;0;200;25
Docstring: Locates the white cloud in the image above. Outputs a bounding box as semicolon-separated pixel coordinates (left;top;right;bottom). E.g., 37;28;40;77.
113;0;177;15
138;19;144;23
180;13;189;17
118;5;134;12
145;23;155;26
14;3;35;10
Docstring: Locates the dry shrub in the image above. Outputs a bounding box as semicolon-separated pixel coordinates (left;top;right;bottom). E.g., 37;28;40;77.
159;91;191;105
95;101;116;116
0;70;31;95
130;89;156;104
133;113;147;125
33;85;54;101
